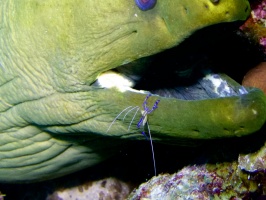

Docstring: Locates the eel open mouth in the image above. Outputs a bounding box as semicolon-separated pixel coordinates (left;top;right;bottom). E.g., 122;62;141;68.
92;24;266;141
93;60;249;101
92;60;265;142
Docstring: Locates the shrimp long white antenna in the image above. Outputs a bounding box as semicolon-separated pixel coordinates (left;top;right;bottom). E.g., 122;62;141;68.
106;106;134;133
122;106;139;121
146;122;156;176
127;107;140;131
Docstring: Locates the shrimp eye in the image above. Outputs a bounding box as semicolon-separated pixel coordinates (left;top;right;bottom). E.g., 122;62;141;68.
135;0;157;11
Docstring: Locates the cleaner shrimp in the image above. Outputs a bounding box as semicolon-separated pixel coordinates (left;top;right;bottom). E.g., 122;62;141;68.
106;94;160;176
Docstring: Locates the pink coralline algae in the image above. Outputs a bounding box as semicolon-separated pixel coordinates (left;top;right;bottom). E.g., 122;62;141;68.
260;37;266;46
252;1;266;22
129;139;266;199
127;164;257;200
241;0;266;51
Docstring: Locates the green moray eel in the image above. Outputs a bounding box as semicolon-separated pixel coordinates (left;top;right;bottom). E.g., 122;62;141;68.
0;0;265;182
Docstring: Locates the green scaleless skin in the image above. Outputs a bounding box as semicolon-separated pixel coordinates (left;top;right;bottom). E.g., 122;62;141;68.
0;0;265;182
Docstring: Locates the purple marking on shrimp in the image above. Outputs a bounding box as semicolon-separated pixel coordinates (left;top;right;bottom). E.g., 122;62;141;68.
138;97;158;176
141;131;149;140
137;94;160;132
137;117;144;129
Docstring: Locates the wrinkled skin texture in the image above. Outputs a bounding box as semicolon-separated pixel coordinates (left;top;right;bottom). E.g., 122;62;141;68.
0;0;265;182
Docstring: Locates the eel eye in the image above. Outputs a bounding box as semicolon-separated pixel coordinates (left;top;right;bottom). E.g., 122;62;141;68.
135;0;157;11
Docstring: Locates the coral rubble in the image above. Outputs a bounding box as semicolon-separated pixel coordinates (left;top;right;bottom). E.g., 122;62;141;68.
128;163;260;199
47;177;132;200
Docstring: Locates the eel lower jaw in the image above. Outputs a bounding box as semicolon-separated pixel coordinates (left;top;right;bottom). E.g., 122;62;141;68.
92;68;266;141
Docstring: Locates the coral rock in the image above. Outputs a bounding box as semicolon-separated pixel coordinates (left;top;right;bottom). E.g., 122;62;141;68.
128;164;256;200
47;177;132;200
